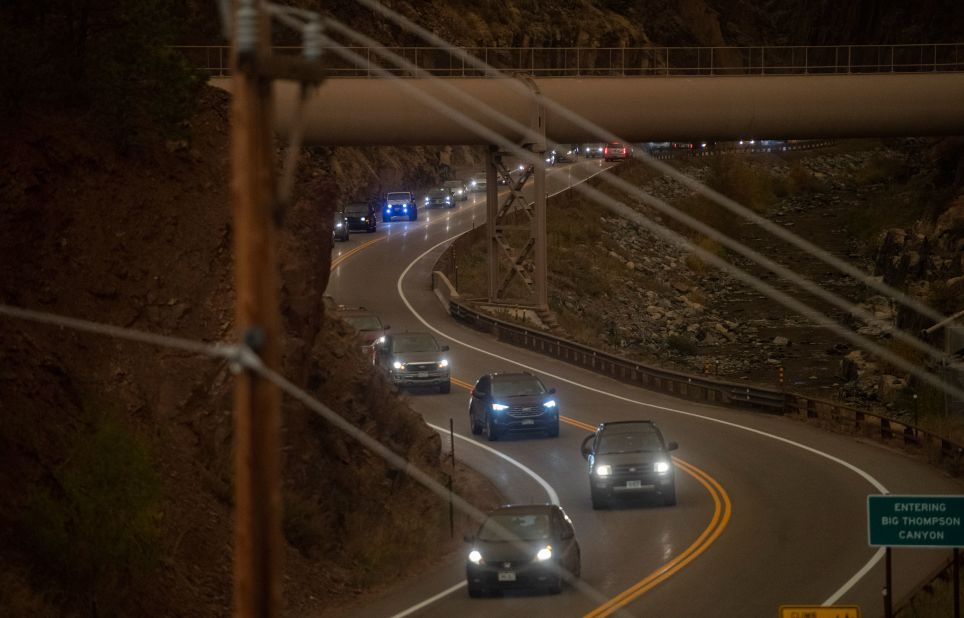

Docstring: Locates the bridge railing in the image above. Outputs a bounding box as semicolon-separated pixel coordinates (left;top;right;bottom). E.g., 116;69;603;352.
175;43;964;78
436;280;964;472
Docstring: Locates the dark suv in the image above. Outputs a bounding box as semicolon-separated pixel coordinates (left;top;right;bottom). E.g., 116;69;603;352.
468;372;559;441
344;202;377;233
580;420;678;509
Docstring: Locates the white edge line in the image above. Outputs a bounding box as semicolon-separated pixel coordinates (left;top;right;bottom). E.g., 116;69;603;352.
427;422;560;506
395;161;890;608
387;580;466;618
385;423;561;618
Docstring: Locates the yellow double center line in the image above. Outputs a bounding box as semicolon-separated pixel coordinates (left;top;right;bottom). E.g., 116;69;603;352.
450;377;731;616
330;236;386;270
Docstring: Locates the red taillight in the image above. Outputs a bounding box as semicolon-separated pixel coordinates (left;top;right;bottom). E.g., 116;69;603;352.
621;148;627;155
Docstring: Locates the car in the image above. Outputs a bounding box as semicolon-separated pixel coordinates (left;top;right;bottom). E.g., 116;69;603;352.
581;143;604;158
423;187;454;209
442;179;468;201
344;201;376;233
336;306;390;360
332;210;349;242
603;141;632;161
579;420;678;509
468;372;559;441
465;503;581;597
375;332;451;393
383;191;417;222
552;145;577;163
468;173;487;192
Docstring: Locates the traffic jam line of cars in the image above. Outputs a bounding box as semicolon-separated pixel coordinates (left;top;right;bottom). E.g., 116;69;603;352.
329;163;730;604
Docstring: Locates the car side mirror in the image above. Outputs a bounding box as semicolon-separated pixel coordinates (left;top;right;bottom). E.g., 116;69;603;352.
561;528;574;540
580;434;593;460
547;387;556;394
440;345;449;352
667;441;679;452
472;390;486;399
463;534;475;543
384;325;391;331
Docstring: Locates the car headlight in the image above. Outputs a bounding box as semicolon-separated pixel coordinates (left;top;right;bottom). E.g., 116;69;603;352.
392;361;404;370
438;359;449;368
375;336;385;344
360;216;366;221
542;399;556;409
468;549;483;565
536;546;552;561
655;461;671;474
595;464;612;477
402;205;408;210
491;403;508;411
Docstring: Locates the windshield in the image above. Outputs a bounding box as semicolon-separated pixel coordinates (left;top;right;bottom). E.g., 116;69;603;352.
343;316;382;331
442;181;462;189
491;375;545;398
387;192;410;201
345;204;368;215
478;512;550;542
597;431;663;454
392;335;438;353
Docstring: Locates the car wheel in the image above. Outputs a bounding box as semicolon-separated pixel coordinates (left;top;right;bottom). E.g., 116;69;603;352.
571;552;581;580
470;412;482;435
409;208;418;221
439;381;451;394
467;585;486;598
662;483;677;507
590;487;608;510
486;416;498;441
547;576;563;595
547;420;560;438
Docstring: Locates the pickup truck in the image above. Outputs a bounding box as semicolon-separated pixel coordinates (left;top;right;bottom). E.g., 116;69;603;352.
383;191;417;222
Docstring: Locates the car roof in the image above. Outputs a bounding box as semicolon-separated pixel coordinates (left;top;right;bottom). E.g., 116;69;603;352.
488;503;556;516
597;420;659;433
486;371;539;381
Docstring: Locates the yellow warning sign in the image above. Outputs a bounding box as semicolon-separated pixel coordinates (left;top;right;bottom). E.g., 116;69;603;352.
778;606;860;618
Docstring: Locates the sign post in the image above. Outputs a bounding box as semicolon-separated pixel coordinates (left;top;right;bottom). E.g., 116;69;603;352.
868;495;964;618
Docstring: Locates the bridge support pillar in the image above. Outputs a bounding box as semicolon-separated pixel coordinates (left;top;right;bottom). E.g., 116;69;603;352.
485;76;548;313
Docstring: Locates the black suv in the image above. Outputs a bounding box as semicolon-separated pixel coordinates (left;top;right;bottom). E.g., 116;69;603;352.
468;372;559;441
580;420;678;509
344;202;377;233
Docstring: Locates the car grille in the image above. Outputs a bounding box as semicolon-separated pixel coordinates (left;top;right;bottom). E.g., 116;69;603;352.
404;362;437;372
507;405;544;418
613;463;658;474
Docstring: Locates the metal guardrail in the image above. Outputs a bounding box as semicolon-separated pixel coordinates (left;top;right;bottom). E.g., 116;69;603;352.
173;43;964;78
648;139;836;160
441;287;964;472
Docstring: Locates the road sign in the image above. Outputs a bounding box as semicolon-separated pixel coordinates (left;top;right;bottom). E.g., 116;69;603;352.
778;606;860;618
868;495;964;547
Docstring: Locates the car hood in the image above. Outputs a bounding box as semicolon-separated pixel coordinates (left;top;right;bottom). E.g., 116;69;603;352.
490;393;551;407
473;539;551;563
595;451;666;467
393;351;442;364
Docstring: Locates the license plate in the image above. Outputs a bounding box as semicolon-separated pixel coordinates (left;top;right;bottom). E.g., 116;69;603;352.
626;480;642;489
522;419;535;426
417;372;428;378
498;571;516;582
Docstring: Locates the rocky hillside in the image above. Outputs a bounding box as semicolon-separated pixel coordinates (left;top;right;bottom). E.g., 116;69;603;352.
449;139;963;425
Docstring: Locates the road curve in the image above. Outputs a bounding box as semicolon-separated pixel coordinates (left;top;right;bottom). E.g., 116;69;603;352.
323;159;960;617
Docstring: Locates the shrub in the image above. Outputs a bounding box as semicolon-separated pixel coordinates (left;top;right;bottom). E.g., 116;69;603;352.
23;412;162;611
667;334;698;356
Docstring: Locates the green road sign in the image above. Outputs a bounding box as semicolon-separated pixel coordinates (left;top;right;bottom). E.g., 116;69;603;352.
868;495;964;547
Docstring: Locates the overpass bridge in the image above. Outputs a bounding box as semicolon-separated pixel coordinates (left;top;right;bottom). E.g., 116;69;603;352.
195;42;964;307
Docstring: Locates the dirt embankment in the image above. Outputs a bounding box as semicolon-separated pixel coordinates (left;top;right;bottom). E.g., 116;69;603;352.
0;86;499;616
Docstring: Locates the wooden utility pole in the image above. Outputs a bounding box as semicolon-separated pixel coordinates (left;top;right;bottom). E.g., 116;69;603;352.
230;1;283;616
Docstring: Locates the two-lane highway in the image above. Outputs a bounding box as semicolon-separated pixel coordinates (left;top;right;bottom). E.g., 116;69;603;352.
323;159;961;617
